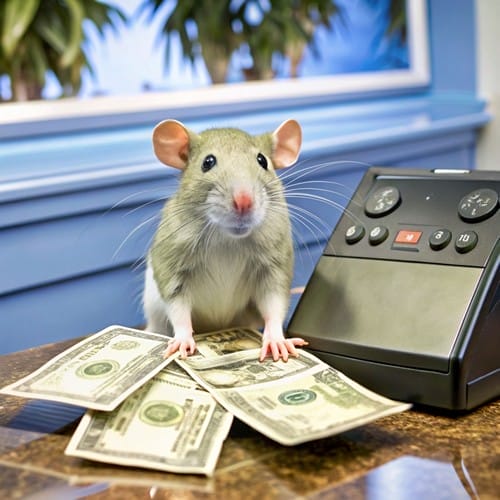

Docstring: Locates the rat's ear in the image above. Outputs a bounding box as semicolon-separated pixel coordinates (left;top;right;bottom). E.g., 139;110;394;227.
271;119;302;169
153;119;191;169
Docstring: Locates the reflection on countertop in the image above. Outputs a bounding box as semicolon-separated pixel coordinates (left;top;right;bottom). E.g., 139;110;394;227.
0;337;498;499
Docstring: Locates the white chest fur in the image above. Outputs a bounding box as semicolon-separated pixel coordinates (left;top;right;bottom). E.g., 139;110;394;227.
190;250;258;329
143;249;262;334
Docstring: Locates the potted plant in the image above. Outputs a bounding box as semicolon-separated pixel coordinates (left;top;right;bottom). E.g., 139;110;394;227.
139;0;336;84
139;0;243;85
242;0;337;80
0;0;126;101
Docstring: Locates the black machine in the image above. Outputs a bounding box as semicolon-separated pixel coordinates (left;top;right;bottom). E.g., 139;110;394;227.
288;167;499;410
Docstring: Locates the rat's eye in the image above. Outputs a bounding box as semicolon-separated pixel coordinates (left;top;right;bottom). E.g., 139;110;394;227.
257;153;268;170
202;154;217;172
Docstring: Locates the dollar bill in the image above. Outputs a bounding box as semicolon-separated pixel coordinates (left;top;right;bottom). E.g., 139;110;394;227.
191;328;263;358
65;366;233;476
178;330;412;446
0;326;174;411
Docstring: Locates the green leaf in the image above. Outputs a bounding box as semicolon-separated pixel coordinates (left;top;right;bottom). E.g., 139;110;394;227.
84;0;127;36
1;0;40;59
27;33;49;85
35;20;67;56
59;0;84;68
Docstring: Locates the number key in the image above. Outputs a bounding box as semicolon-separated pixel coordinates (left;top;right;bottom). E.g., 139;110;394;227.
455;230;478;253
429;229;452;250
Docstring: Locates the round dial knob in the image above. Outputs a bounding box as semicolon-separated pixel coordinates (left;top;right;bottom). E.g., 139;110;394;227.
365;186;401;217
458;188;498;222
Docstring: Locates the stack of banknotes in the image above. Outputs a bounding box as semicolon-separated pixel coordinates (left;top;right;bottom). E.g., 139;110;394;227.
1;326;411;476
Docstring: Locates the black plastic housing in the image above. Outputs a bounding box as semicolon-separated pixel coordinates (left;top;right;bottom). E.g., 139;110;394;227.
288;167;499;410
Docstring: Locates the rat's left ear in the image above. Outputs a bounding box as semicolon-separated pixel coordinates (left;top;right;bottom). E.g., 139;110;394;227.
271;119;302;169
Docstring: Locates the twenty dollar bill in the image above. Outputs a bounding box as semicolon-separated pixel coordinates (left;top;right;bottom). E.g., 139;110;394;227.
0;326;174;411
65;364;233;476
178;329;412;446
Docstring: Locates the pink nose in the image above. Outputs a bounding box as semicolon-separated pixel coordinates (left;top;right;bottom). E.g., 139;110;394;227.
233;191;253;214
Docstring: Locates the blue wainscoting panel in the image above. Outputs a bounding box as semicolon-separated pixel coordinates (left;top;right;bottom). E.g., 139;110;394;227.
0;266;146;354
0;94;490;354
0;202;162;295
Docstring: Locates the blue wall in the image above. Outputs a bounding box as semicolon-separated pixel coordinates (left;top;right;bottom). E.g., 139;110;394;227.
428;0;477;93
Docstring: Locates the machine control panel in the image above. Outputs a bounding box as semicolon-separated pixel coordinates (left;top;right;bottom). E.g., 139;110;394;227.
327;170;499;267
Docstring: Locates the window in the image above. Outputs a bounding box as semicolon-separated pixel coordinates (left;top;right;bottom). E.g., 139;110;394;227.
0;0;429;137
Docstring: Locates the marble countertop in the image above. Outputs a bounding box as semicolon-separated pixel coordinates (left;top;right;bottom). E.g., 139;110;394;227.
1;337;498;499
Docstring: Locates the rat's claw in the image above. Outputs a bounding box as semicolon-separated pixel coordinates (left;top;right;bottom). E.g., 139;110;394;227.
259;340;269;362
163;337;197;359
287;338;309;347
163;338;180;358
271;340;283;362
259;336;308;362
179;338;196;358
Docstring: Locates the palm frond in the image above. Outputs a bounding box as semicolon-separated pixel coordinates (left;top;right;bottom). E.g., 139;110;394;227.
0;0;126;100
1;0;40;58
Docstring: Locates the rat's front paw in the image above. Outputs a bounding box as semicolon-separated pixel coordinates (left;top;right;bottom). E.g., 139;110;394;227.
259;335;308;362
163;337;196;359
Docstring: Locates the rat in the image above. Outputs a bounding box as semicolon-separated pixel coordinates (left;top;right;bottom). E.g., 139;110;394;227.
143;118;307;361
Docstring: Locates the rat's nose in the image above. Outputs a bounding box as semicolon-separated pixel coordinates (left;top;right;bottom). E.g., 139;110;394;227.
233;191;253;215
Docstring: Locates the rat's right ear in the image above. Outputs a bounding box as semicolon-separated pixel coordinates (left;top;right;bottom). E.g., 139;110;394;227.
152;119;191;169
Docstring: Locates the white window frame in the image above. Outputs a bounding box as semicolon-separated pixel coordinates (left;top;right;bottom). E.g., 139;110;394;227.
0;0;429;138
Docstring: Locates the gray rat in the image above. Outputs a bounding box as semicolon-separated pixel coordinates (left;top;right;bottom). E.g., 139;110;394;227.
143;118;307;361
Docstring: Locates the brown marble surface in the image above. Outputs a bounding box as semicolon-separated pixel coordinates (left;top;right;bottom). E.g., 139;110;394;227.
0;338;498;499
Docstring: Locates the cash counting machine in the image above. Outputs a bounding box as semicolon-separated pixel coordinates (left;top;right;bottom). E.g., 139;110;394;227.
288;167;499;410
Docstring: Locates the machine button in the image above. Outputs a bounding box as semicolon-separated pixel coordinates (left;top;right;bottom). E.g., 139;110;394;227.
365;186;401;217
455;231;478;253
429;229;452;250
345;224;365;244
394;230;422;244
458;188;498;222
369;226;389;245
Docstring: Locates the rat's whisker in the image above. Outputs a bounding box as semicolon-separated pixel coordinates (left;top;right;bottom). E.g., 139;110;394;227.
101;187;173;221
112;214;160;261
279;159;371;185
285;188;360;221
123;195;171;216
288;207;330;250
284;180;362;208
287;203;333;237
132;255;148;273
285;185;353;206
285;191;362;225
288;216;317;269
264;199;327;266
